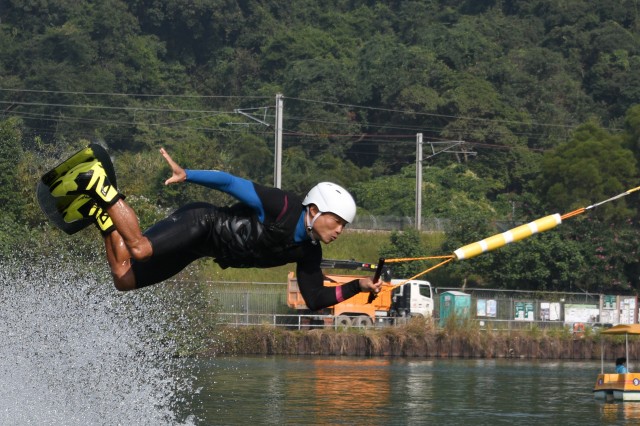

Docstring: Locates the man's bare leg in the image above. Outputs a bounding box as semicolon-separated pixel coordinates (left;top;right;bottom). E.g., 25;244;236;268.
105;199;153;261
104;230;137;291
101;199;154;291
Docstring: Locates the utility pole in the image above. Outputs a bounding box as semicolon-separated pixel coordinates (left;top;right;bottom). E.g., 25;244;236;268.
274;93;283;188
416;133;423;231
416;137;475;231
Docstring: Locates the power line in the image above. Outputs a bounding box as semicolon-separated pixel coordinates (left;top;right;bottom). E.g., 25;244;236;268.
283;96;593;130
5;108;551;154
0;91;601;152
0;87;603;133
0;99;240;115
0;87;271;100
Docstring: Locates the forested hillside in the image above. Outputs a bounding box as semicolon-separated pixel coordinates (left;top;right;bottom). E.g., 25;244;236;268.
1;0;640;293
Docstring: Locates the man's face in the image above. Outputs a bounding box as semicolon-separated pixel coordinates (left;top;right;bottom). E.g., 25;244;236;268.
312;211;347;244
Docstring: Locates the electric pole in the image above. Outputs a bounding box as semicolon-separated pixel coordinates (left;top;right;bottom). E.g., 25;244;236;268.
416;133;423;230
274;93;283;188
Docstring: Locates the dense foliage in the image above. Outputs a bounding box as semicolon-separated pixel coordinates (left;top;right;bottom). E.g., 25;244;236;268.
1;0;640;293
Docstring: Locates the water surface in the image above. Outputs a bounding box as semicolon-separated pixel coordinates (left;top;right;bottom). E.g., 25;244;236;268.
188;356;634;425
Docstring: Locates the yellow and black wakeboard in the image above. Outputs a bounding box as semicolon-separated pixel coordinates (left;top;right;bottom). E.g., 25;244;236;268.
37;144;117;235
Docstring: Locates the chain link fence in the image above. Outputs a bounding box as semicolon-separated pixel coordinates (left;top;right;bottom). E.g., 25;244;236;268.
207;281;620;330
350;215;450;232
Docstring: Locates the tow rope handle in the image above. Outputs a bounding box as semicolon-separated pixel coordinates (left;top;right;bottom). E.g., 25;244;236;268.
367;258;386;304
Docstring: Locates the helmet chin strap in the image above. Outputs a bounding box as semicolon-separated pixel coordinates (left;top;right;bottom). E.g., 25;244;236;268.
305;206;322;245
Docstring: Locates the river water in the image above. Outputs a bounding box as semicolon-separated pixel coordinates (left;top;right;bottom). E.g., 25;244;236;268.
0;255;635;425
186;356;632;425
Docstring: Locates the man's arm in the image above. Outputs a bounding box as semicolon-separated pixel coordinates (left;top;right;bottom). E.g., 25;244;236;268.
296;265;362;311
185;170;262;208
159;148;264;215
296;246;365;311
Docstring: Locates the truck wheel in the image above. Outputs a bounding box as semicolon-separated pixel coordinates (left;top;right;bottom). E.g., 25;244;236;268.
335;315;352;328
352;316;374;328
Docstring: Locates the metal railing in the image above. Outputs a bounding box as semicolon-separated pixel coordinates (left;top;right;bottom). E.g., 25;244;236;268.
215;312;580;332
210;287;605;324
216;312;380;330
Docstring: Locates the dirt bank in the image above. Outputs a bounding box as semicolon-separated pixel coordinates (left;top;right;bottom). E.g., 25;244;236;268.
207;319;639;360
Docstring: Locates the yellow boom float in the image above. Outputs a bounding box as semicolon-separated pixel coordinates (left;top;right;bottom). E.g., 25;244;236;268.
453;214;562;261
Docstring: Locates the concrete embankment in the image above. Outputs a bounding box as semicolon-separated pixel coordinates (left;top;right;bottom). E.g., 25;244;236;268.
208;321;639;360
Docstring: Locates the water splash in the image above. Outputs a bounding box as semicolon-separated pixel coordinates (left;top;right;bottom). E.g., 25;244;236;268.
0;253;197;425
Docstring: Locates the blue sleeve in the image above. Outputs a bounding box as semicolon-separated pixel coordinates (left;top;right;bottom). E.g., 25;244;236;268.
185;169;265;220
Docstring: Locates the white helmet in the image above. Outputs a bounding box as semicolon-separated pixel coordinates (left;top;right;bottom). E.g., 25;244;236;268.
302;182;356;223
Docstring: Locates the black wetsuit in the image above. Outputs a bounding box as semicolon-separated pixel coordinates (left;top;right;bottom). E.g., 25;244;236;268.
131;170;361;311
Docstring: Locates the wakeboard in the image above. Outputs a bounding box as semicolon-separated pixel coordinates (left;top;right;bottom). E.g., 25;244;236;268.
37;144;117;235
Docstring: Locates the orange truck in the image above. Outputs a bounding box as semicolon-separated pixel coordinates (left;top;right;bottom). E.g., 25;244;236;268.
287;259;434;327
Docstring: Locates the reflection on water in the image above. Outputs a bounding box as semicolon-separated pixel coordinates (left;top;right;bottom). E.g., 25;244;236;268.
305;358;392;423
190;357;638;425
600;400;640;423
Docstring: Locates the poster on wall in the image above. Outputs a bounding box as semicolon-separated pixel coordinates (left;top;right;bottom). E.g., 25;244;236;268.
600;295;618;324
620;297;637;324
564;304;599;324
549;302;561;321
515;301;534;321
487;299;497;318
541;302;550;321
476;299;497;318
477;299;486;317
603;295;616;309
540;302;562;321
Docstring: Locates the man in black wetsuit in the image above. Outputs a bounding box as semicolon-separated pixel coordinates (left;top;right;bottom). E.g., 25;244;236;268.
50;148;381;311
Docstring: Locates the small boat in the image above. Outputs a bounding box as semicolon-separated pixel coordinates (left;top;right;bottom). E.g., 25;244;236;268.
593;324;640;401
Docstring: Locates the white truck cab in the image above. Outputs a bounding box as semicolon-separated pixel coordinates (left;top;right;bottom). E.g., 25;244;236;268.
390;279;434;317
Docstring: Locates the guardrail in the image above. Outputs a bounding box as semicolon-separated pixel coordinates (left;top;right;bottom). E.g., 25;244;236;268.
216;313;381;330
215;312;591;332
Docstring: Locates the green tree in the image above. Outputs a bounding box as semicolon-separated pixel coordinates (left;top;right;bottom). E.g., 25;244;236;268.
0;118;27;255
571;219;640;293
281;147;369;197
537;122;637;222
622;104;640;164
380;228;430;279
480;229;587;291
351;168;416;217
0;118;24;219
